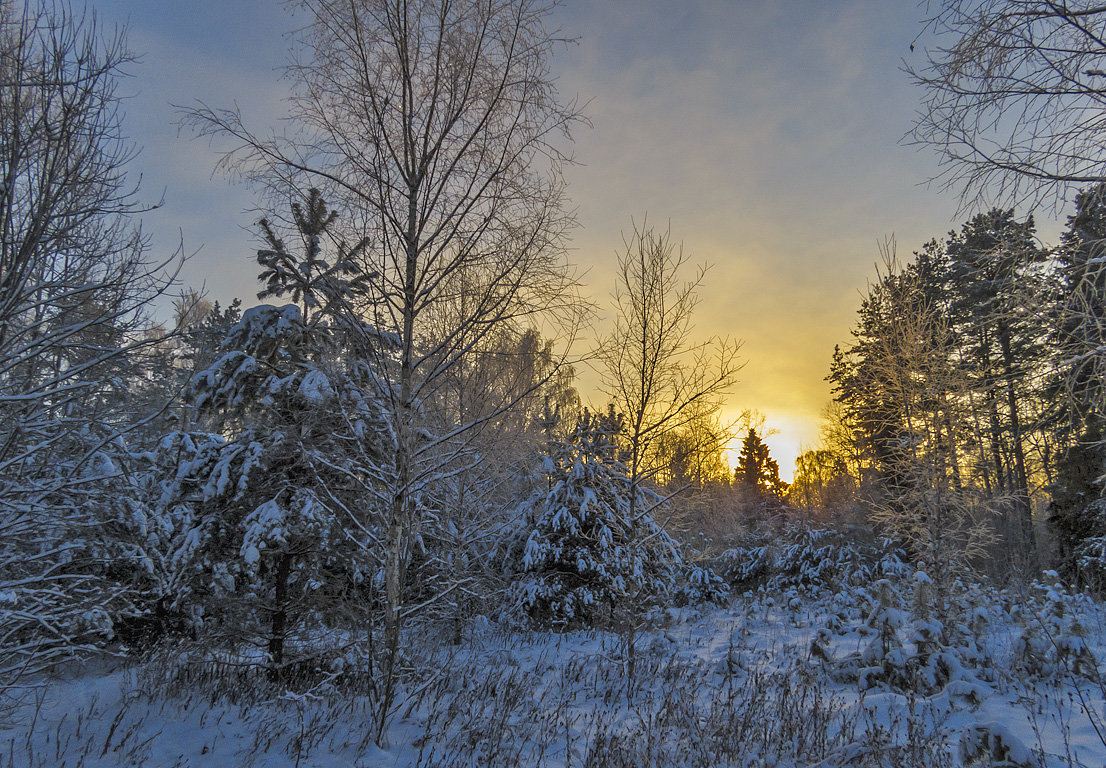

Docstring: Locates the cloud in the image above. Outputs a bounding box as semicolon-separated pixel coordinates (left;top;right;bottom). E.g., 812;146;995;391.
97;11;298;307
548;0;979;465
94;0;1018;468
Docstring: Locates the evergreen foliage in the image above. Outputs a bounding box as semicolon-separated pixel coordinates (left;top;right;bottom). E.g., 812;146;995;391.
510;408;685;629
945;210;1045;559
149;193;392;670
1048;422;1106;588
827;247;999;584
1050;184;1106;438
256;188;371;317
734;427;786;497
1046;185;1106;584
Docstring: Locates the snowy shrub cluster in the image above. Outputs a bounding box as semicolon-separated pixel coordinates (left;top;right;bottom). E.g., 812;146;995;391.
959;722;1040;768
795;569;1033;709
1014;573;1100;680
843;575;990;700
674;564;729;607
712;524;909;594
0;436;157;693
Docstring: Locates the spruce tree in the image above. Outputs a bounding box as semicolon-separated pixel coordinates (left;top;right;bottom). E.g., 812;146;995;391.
510;408;684;629
1047;184;1106;583
735;427;785;497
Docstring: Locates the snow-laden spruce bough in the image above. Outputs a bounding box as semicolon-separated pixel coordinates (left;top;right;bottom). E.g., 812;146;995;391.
4;525;1106;767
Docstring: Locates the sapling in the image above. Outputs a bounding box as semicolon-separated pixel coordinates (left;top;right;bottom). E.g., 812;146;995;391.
859;579;908;689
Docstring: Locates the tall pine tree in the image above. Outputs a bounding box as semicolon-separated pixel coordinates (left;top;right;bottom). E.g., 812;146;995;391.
945;210;1047;564
1048;184;1106;584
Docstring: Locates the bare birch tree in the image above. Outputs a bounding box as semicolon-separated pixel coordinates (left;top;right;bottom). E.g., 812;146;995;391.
188;0;586;738
600;222;742;505
0;1;177;695
597;220;741;689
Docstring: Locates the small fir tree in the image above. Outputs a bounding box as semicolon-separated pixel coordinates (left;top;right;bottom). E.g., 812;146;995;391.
510;408;684;629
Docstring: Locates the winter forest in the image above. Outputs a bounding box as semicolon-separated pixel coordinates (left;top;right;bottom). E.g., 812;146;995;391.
8;0;1106;766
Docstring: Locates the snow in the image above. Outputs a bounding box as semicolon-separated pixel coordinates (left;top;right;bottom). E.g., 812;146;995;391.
241;497;288;560
5;574;1106;767
297;369;334;404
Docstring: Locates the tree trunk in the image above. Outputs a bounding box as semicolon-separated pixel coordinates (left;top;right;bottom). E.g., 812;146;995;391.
998;319;1036;564
940;396;963;494
981;345;1007;494
376;189;420;746
268;551;294;678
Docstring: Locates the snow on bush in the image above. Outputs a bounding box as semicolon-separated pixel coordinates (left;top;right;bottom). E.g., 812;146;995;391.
805;570;996;704
959;722;1038;768
507;409;717;628
713;524;908;595
1014;572;1101;681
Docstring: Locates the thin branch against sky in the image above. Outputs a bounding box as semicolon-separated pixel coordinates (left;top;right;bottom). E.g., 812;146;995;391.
93;0;1014;472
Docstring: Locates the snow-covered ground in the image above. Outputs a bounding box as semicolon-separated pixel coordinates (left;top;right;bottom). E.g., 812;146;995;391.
3;575;1106;767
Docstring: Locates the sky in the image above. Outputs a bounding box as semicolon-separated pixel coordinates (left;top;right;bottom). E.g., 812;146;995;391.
91;0;1040;480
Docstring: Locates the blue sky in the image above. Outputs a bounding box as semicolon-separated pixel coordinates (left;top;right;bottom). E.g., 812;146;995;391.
92;0;1045;474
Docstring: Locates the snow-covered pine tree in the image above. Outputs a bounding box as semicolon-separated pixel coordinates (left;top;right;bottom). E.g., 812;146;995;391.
147;192;392;673
510;407;684;629
1048;184;1106;588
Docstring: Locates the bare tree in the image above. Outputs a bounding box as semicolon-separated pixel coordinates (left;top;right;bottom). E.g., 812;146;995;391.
0;1;177;695
600;222;742;505
787;448;857;522
597;220;741;689
188;0;586;738
910;1;1106;210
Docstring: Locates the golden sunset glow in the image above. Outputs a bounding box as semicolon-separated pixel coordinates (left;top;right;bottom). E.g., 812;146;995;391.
99;1;972;477
722;409;816;485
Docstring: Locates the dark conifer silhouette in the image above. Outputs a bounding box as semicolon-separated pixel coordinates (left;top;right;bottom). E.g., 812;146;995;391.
735;428;786;497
